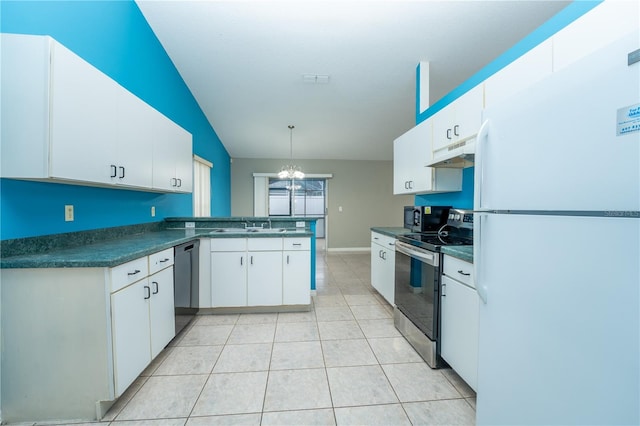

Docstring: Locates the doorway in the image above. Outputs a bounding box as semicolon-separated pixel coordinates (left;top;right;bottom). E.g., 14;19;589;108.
268;178;326;239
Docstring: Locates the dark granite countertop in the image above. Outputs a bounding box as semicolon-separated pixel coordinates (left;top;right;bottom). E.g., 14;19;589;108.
1;222;313;269
370;227;412;238
441;246;473;263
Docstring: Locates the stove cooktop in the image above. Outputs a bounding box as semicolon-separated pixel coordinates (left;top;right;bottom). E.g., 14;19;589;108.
398;232;472;251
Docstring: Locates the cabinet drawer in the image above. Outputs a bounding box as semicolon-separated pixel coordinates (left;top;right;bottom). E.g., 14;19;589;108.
283;238;310;251
149;247;174;275
248;237;283;251
211;238;247;252
111;257;149;292
371;232;396;250
443;255;474;288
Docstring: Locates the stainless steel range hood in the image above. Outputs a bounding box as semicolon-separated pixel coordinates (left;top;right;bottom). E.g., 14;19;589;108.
427;137;475;168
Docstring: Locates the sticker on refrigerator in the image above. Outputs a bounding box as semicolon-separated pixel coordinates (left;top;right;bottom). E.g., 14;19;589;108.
616;103;640;136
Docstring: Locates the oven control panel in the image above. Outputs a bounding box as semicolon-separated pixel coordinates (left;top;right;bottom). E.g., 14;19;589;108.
447;209;473;230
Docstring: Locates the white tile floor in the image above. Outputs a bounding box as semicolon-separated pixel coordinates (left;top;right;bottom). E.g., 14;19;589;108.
40;251;476;426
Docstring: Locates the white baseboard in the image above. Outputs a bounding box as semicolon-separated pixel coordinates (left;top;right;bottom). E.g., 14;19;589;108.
326;247;371;253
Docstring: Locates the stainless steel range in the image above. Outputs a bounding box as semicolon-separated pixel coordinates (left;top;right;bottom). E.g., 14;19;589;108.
394;209;473;368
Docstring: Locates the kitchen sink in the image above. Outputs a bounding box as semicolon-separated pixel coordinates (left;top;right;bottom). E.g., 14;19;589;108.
209;227;289;234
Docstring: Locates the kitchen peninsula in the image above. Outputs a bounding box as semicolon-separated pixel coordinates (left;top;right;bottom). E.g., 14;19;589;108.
0;217;315;422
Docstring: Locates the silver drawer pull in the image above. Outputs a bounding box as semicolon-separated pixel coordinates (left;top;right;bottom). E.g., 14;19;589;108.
457;270;471;276
128;269;141;276
159;258;170;263
292;243;302;246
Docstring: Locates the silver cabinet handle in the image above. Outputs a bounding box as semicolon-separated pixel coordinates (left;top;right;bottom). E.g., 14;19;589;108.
127;269;141;276
457;270;471;276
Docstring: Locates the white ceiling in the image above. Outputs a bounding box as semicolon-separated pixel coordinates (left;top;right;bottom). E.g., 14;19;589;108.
136;0;569;161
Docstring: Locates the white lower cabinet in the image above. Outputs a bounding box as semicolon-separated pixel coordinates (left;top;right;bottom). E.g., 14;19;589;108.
210;237;311;308
149;267;176;358
247;251;283;306
440;255;478;391
370;231;396;305
211;251;247;307
111;278;152;396
110;257;176;396
283;238;311;305
0;248;176;422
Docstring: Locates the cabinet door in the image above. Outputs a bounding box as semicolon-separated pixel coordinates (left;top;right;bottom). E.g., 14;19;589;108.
371;243;395;306
379;247;395;305
152;115;193;193
432;102;455;152
111;279;151;396
172;126;193;193
211;252;247;307
283;250;311;305
49;41;118;184
432;85;483;152
149;267;176;358
393;119;433;195
440;275;479;390
115;88;154;188
247;251;283;306
453;85;483;142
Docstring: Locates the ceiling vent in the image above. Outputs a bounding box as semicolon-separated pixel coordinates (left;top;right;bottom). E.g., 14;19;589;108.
302;74;330;84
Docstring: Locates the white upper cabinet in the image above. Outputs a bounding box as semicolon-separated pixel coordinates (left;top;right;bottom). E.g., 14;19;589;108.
484;39;553;109
393;118;462;195
114;88;155;188
48;40;119;184
0;33;192;193
152;115;193;193
432;84;483;155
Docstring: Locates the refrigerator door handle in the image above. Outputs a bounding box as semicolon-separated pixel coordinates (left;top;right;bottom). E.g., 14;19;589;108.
474;120;490;211
474;213;488;304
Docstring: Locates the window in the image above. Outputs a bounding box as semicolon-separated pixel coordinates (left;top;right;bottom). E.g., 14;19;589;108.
268;178;326;237
193;155;212;217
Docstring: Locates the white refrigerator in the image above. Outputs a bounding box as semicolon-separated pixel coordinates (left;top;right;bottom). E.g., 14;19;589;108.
474;30;640;425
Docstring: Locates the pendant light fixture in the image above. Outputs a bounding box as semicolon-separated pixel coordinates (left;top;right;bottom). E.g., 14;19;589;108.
278;125;305;180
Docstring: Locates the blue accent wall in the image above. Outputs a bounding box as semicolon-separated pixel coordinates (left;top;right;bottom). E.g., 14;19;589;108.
414;1;601;208
415;167;474;209
0;0;231;240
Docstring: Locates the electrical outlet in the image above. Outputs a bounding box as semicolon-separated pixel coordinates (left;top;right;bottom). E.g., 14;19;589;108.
151;206;156;217
185;222;195;229
296;221;305;228
64;205;74;222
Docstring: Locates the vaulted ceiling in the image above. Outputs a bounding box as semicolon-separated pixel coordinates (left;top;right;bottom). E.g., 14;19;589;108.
136;0;569;161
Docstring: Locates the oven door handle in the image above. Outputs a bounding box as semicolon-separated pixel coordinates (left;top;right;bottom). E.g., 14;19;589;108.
395;241;437;266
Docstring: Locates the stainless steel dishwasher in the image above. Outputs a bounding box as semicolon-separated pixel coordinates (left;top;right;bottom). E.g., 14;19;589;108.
174;240;200;334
